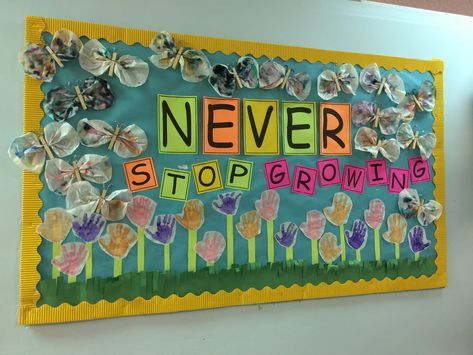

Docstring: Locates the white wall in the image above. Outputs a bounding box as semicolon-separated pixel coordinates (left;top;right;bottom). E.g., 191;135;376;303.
1;1;472;354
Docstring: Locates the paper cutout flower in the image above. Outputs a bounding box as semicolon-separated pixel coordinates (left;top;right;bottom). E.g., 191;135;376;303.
255;190;280;221
364;199;385;230
126;195;157;227
300;210;326;241
345;220;368;250
176;199;204;231
275;222;298;248
212;191;242;216
408;226;431;253
99;223;137;259
71;212;106;243
236;211;261;240
319;233;342;263
195;231;226;264
323;192;353;226
383;213;407;244
145;214;176;245
36;207;73;243
51;242;88;276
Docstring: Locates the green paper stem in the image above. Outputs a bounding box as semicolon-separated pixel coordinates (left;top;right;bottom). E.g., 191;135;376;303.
207;261;214;267
86;242;93;280
286;246;293;261
137;227;145;272
68;275;76;283
374;228;381;262
227;215;234;269
356;249;361;262
311;239;319;265
52;242;61;279
267;220;274;263
164;243;171;272
339;224;346;262
248;238;256;264
395;243;400;260
188;229;197;272
415;252;420;261
114;258;122;277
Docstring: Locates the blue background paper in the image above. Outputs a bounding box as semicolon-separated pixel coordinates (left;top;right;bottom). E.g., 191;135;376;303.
38;33;437;280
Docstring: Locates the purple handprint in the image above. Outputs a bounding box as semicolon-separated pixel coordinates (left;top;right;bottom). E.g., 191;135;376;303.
345;219;368;250
408;225;431;253
212;192;242;216
145;214;176;245
72;212;106;243
275;222;298;248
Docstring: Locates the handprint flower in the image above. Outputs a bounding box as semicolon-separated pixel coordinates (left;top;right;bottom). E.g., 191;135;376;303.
324;192;353;262
319;233;342;264
72;212;106;243
255;190;280;263
99;223;137;259
236;210;261;264
345;219;368;262
383;213;407;260
275;222;298;248
51;242;88;276
195;231;226;265
364;199;385;261
145;214;176;245
212;192;242;216
126;195;156;273
255;190;280;221
408;225;431;258
36;207;73;243
176;199;204;231
176;199;204;272
300;210;326;265
126;195;156;227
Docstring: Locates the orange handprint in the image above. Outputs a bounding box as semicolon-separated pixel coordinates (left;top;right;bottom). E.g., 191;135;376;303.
176;199;205;231
236;210;261;240
99;223;137;258
383;213;407;244
319;233;342;263
36;207;73;243
323;192;353;226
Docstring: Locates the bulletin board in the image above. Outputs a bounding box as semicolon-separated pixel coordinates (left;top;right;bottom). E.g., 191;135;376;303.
15;16;446;325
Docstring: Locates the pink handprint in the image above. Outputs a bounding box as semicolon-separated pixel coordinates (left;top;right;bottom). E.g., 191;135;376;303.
51;242;89;276
364;199;385;230
300;210;326;241
126;195;156;227
255;190;280;221
194;231;226;264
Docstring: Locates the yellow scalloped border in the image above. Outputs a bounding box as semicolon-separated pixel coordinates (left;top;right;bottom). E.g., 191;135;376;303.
19;16;446;325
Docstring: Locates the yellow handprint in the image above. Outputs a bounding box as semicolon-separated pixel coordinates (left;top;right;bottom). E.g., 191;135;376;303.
36;207;73;243
319;233;342;263
99;223;137;258
323;192;353;226
176;199;204;231
383;213;407;244
236;210;261;240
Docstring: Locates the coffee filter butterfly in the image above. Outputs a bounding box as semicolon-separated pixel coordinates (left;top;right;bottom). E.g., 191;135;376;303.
360;63;406;104
354;127;400;162
317;63;358;100
79;39;149;87
66;181;132;221
259;59;311;100
398;188;442;226
352;101;401;135
45;154;112;196
149;31;211;83
77;118;148;158
8;121;80;173
396;123;436;160
44;77;114;122
18;28;82;82
397;80;436;122
208;56;259;97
